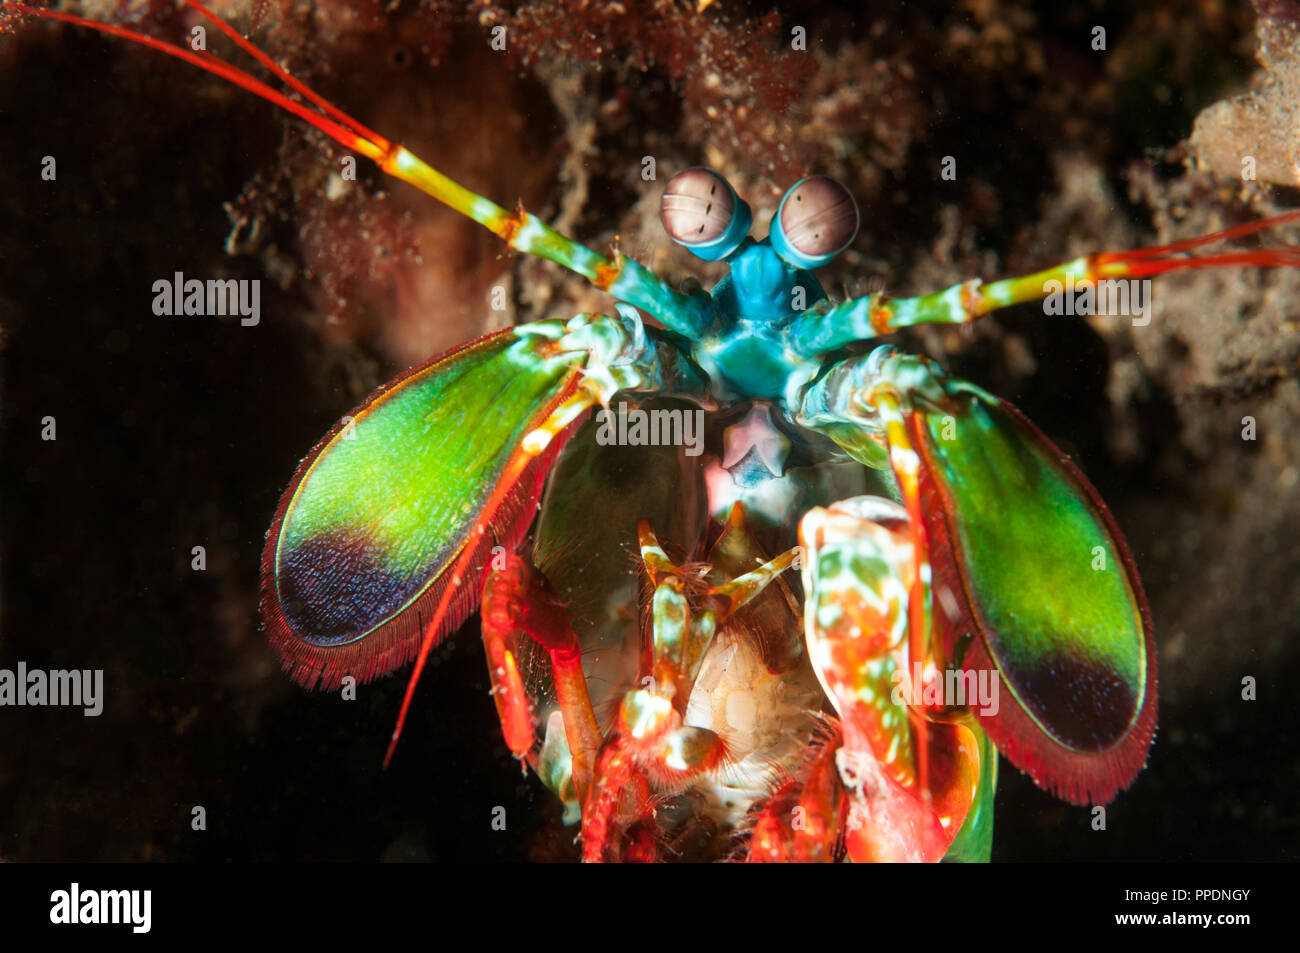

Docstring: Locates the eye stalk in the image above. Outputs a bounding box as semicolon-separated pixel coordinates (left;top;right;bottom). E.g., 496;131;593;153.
768;176;859;269
660;167;753;261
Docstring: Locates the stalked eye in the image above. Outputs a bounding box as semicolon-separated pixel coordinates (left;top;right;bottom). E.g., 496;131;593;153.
769;176;859;269
660;167;752;261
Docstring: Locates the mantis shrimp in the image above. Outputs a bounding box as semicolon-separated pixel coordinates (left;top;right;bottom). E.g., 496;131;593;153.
11;0;1299;862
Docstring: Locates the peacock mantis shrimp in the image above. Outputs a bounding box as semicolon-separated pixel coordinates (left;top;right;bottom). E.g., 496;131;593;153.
11;0;1300;862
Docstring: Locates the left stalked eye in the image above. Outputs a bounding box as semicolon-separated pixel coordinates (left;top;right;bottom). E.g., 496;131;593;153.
770;176;859;269
660;167;753;261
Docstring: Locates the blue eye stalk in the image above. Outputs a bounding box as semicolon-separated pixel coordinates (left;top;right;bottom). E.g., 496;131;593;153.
659;168;859;271
656;168;861;401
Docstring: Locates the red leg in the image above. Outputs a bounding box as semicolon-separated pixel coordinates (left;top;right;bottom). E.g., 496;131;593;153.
481;553;604;800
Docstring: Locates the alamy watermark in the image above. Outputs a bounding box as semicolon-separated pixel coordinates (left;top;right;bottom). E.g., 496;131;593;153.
0;662;103;716
594;402;705;457
152;271;260;326
890;662;999;716
50;884;150;933
1043;274;1152;326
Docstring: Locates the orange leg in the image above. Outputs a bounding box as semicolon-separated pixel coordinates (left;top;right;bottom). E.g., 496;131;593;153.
746;723;846;863
481;553;603;801
581;691;728;862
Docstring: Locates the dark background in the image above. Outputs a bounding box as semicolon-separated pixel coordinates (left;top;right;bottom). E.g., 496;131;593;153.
1;0;1297;860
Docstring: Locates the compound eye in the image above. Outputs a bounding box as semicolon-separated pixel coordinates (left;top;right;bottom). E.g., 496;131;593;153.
770;176;859;269
660;167;752;261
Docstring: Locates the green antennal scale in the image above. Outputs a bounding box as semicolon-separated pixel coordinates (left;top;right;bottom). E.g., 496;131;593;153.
912;378;1156;806
25;0;1300;860
262;325;588;690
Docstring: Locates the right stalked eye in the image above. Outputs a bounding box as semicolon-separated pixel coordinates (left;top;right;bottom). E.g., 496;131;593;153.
660;167;752;261
769;176;859;269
